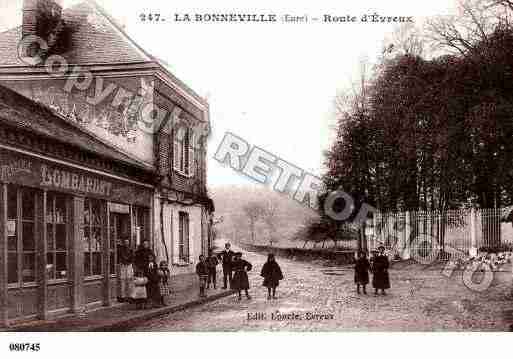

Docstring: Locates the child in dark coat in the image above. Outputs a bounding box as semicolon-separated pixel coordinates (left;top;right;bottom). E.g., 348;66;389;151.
231;252;252;300
206;250;219;289
146;255;160;307
196;255;209;298
260;253;283;300
354;251;370;294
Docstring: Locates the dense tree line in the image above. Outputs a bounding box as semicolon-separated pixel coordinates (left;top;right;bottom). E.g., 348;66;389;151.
319;1;513;247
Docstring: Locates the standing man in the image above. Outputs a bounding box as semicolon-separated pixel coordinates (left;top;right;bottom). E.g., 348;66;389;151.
218;243;234;289
134;239;155;272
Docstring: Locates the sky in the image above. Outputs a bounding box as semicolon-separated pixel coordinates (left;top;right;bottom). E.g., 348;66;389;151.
0;0;457;188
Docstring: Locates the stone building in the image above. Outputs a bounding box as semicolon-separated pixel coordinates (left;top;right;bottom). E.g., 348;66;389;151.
0;0;214;325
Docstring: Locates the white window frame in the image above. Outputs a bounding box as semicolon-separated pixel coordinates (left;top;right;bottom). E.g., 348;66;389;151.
172;126;195;178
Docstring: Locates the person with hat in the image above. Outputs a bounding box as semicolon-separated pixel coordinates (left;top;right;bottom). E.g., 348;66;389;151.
218;243;235;289
372;246;390;295
231;252;253;300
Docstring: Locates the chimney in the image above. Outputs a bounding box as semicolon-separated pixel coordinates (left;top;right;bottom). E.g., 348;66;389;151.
22;0;63;47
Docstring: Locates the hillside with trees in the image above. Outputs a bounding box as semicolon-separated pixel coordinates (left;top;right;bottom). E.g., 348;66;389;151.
210;186;320;248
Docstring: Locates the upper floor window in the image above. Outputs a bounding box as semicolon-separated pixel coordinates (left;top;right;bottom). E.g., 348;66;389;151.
173;126;195;177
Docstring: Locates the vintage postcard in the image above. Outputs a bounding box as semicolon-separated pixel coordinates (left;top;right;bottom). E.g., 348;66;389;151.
0;0;512;355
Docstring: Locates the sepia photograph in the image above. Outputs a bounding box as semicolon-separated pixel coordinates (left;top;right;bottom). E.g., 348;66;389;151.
0;0;512;356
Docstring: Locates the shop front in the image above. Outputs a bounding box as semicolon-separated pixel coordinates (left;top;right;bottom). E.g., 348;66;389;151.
0;147;153;326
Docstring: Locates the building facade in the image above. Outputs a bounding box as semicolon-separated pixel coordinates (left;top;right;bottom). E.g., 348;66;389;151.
0;0;213;325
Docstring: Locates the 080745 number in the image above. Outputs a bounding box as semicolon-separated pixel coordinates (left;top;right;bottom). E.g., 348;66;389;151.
9;343;40;352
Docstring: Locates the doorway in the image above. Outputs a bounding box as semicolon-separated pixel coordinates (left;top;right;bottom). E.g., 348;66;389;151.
109;210;131;277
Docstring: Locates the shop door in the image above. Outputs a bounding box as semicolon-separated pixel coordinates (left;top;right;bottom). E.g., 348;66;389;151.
109;211;131;287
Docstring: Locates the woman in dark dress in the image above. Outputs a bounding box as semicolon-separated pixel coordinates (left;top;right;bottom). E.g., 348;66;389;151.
260;253;283;300
372;246;390;295
354;251;370;294
231;252;252;300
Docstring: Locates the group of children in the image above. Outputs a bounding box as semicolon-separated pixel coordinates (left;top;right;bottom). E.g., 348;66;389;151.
196;250;284;301
131;244;390;308
195;250;221;297
195;245;391;300
131;256;171;309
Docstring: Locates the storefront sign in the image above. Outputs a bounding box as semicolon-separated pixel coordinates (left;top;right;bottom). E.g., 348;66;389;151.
0;158;33;182
41;164;113;197
7;219;16;237
0;149;153;206
109;203;130;214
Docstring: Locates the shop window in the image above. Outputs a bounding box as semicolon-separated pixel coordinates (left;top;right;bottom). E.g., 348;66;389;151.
46;193;69;281
7;185;38;285
134;206;149;245
83;198;105;277
178;211;190;263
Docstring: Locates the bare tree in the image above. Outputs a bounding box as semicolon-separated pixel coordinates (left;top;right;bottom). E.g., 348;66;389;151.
425;0;505;56
242;201;264;243
262;199;280;247
334;55;372;125
487;0;513;11
383;23;426;58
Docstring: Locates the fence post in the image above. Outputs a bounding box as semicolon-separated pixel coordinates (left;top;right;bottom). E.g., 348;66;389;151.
470;208;477;257
403;211;411;260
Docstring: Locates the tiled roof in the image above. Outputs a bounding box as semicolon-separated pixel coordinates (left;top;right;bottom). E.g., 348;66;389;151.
0;84;154;172
0;1;151;66
0;1;208;110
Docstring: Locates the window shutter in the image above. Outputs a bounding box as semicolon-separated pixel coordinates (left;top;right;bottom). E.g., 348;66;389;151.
182;128;188;175
181;137;186;173
188;132;195;177
173;134;181;172
159;132;170;176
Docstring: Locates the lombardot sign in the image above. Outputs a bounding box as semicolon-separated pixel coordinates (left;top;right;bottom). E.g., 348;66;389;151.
40;164;113;196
